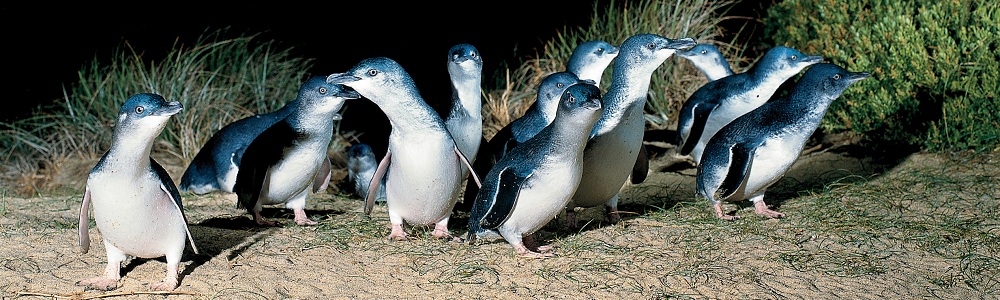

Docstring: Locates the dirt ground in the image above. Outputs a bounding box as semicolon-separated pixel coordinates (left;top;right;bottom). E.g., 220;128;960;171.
1;142;997;299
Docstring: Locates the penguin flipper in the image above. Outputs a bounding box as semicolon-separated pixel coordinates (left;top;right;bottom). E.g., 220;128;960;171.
233;121;294;212
679;102;718;156
365;150;391;215
631;145;649;184
718;142;757;200
152;158;199;254
455;145;481;188
480;167;530;229
312;157;332;193
79;187;91;254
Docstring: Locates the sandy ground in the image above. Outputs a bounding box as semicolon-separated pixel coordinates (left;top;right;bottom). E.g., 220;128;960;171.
1;144;997;299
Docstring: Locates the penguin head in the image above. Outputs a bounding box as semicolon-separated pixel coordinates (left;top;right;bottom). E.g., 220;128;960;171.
448;43;483;71
617;34;696;73
557;83;604;125
296;76;361;121
676;44;727;68
757;46;824;79
114;93;182;138
798;63;871;98
346;143;377;172
568;40;620;80
327;57;419;105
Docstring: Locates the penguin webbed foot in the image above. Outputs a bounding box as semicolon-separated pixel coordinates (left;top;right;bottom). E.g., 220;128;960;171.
753;200;785;219
713;203;740;221
431;226;462;242
515;235;555;258
149;277;178;291
388;223;409;241
293;209;318;226
606;209;622;224
252;212;281;227
77;276;120;291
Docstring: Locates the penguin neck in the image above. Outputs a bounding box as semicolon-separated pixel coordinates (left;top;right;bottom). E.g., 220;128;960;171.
595;67;652;130
379;93;447;134
104;130;156;172
286;110;335;137
448;77;482;122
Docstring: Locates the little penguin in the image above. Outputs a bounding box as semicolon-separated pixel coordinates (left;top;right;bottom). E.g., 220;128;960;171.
676;46;823;166
567;40;620;84
675;43;735;81
232;76;360;226
78;93;198;291
467;83;604;258
179;88;335;195
697;63;870;220
326;57;481;240
346;143;386;202
442;43;484;184
458;72;593;213
566;34;696;228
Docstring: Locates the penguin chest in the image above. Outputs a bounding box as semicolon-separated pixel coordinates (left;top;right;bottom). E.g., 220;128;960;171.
385;132;464;224
446;117;482;163
87;172;188;258
742;135;804;196
262;143;325;203
502;161;582;235
574;119;643;207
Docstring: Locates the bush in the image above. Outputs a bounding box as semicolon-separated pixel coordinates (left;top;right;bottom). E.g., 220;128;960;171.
763;0;999;152
0;28;316;195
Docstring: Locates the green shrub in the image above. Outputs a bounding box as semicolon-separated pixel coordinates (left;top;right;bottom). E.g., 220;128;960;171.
484;0;750;134
0;28;315;195
763;0;999;152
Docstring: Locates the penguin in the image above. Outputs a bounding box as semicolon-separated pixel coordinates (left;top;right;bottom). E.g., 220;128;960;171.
346;143;386;202
676;46;823;166
232;76;360;226
566;34;696;228
457;72;593;213
467;83;603;258
442;43;484;182
178;89;335;195
78;93;198;291
567;40;619;84
675;43;735;81
326;57;481;240
697;63;870;220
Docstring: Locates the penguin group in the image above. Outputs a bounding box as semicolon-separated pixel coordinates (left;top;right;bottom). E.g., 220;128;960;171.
77;33;869;290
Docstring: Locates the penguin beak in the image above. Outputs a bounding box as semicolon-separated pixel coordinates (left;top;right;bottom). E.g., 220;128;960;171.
846;71;872;83
579;79;597;86
802;55;824;64
666;38;697;50
326;73;360;84
153;101;183;116
335;86;361;99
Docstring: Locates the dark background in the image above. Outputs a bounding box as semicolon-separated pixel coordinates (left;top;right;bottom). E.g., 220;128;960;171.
4;3;616;120
4;3;765;156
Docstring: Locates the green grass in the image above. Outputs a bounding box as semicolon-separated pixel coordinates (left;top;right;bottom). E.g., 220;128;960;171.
0;28;316;196
482;0;754;137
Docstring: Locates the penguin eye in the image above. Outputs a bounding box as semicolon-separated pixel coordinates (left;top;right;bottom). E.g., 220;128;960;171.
568;95;577;104
556;83;565;89
791;55;798;61
701;50;707;54
134;106;144;114
471;52;478;59
833;74;841;80
647;43;656;50
596;48;604;54
318;87;328;94
367;69;378;77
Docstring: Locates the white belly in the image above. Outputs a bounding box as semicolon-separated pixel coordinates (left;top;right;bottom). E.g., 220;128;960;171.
88;173;188;258
261;144;325;204
385;131;464;225
572;113;643;208
501;162;582;236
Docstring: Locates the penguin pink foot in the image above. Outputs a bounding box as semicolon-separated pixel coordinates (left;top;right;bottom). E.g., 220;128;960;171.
293;209;318;226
